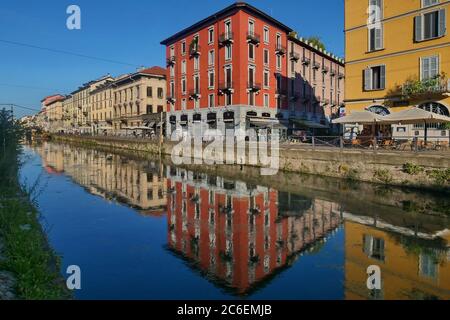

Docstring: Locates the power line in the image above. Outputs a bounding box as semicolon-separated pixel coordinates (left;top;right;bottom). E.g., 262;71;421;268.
0;83;64;92
0;103;40;112
0;38;140;67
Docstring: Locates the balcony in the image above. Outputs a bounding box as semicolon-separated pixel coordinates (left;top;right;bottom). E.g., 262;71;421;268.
275;88;287;97
330;69;336;77
312;61;320;69
275;44;287;56
338;72;345;79
402;77;450;98
189;89;201;100
301;57;311;65
218;82;234;95
289;51;300;61
189;44;201;57
246;32;261;45
290;93;300;101
219;32;234;46
330;100;337;107
320;98;330;106
247;82;262;92
302;95;311;103
166;95;176;104
321;65;329;74
166;56;176;67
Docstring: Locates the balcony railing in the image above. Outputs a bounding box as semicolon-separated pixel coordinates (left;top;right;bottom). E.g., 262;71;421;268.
219;32;234;45
290;93;300;101
302;95;311;103
218;82;234;94
189;89;201;100
322;65;329;73
246;32;261;45
166;56;176;66
166;95;176;104
330;100;337;107
275;88;287;97
338;72;345;79
289;52;300;61
247;82;262;92
275;44;287;55
402;77;450;98
320;98;330;106
330;69;336;76
312;61;320;69
301;57;311;65
189;44;201;57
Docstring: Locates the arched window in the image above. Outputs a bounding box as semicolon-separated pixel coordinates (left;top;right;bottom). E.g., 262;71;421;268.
367;105;390;116
418;102;449;116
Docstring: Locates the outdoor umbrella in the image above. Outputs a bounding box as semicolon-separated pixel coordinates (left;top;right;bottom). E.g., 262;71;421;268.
331;111;385;124
380;108;450;143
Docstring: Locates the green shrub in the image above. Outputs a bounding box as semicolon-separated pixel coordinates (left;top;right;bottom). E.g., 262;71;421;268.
373;169;393;184
427;169;450;186
403;163;424;175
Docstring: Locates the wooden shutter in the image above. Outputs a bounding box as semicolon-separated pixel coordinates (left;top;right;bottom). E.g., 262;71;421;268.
375;27;383;50
364;68;372;91
415;15;423;42
439;9;446;37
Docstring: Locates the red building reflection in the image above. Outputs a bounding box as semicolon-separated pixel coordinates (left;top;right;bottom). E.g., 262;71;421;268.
166;167;342;296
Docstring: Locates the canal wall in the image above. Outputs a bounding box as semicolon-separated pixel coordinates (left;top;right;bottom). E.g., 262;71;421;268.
51;134;450;192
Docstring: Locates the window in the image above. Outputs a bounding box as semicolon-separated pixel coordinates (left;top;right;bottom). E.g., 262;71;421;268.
248;20;255;33
263;70;270;88
248;43;255;60
208;94;214;108
181;98;186;110
421;56;439;80
147;87;153;97
158;87;164;99
146;105;153;114
368;27;383;51
181;41;186;55
194;56;200;71
415;8;446;41
181;77;186;94
264;27;269;43
170;46;175;58
225;44;232;60
170;65;175;77
181;60;186;74
225;66;232;86
208;27;214;44
157;105;163;113
422;0;439;8
276;55;282;70
248;91;255;106
208;50;215;65
364;65;386;90
248;66;255;86
194;75;200;92
263;49;269;65
264;94;269;107
208;70;215;88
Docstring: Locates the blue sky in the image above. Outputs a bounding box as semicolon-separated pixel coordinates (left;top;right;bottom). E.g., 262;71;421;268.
0;0;344;118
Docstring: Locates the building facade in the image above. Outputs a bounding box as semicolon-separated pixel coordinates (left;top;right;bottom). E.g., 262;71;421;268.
161;2;344;137
345;0;450;139
90;80;115;135
112;67;167;135
41;94;65;133
62;95;73;133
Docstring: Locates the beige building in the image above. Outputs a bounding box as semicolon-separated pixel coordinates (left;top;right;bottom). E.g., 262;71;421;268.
90;80;115;135
40;95;65;133
62;95;74;133
71;75;113;134
112;66;167;135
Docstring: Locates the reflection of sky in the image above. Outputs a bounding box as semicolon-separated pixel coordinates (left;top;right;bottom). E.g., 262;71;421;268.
20;147;345;300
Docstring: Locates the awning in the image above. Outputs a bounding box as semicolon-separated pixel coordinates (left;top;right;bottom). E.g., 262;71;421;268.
145;121;155;128
380;108;450;125
331;111;384;124
248;117;280;128
291;119;329;129
156;121;165;127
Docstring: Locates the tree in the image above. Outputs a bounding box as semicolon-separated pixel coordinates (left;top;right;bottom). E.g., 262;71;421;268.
306;36;326;51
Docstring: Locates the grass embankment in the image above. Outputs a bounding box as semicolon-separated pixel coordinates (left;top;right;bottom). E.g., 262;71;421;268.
0;109;69;299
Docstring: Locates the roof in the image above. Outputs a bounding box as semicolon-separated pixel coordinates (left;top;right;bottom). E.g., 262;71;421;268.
140;66;166;77
160;2;292;45
288;34;345;65
42;95;65;106
113;66;166;87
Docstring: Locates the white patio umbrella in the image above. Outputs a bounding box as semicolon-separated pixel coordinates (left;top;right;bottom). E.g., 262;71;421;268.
331;111;385;124
380;108;450;143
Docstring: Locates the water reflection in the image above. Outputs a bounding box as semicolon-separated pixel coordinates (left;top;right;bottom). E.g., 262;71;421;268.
33;142;450;300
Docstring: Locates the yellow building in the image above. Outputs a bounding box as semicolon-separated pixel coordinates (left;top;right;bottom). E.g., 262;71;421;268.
62;95;73;133
345;0;450;139
90;80;115;135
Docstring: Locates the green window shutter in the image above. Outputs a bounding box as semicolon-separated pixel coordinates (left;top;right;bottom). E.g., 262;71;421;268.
415;15;423;42
364;68;372;91
439;9;446;37
380;65;386;89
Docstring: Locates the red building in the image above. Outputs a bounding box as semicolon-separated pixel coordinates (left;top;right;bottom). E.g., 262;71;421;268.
161;2;345;137
161;2;292;137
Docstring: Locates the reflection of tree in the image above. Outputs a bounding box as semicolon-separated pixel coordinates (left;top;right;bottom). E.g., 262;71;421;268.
394;234;448;266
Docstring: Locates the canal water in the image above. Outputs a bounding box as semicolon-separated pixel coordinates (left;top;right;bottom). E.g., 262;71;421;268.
19;141;450;300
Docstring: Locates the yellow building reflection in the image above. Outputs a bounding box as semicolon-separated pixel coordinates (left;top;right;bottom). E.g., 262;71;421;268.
345;217;450;300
